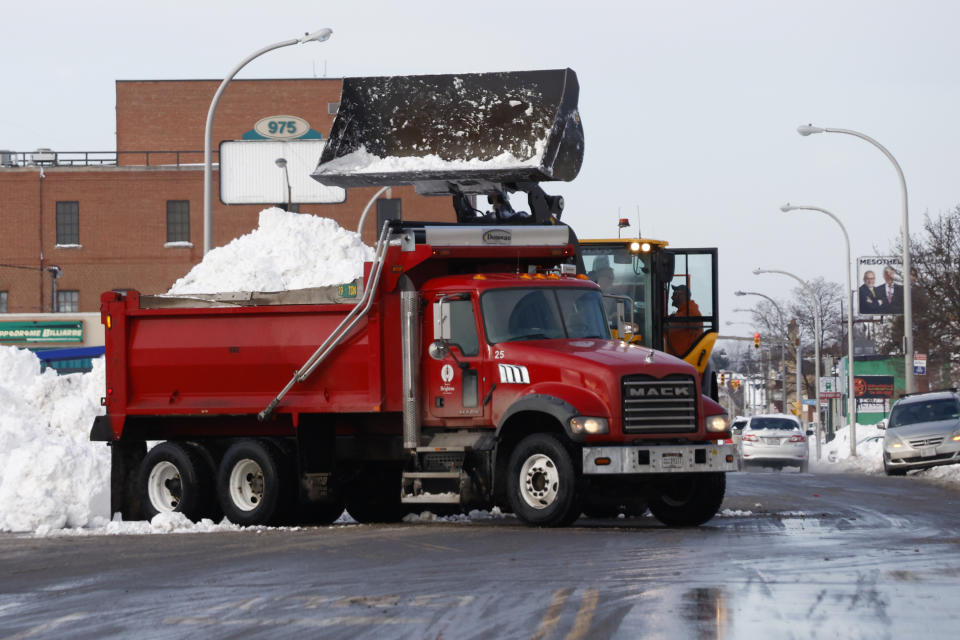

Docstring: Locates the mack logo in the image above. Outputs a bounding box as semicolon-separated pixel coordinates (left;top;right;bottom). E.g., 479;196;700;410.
628;386;691;398
483;229;511;245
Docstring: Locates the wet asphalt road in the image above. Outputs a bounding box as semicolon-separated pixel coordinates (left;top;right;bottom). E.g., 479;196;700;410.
2;470;959;640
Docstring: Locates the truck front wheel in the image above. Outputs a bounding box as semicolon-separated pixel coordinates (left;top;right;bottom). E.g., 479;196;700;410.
217;440;291;526
138;442;215;522
648;472;725;527
506;434;580;527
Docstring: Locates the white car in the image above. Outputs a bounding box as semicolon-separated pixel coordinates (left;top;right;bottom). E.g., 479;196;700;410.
739;414;809;472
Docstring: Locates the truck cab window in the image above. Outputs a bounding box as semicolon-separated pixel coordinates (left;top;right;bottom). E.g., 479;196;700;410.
447;299;479;356
663;252;716;358
583;246;653;344
481;287;605;344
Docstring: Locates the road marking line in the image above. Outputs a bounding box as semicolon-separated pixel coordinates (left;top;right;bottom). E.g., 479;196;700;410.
531;588;572;640
565;589;598;640
3;612;87;640
162;615;426;628
409;594;476;608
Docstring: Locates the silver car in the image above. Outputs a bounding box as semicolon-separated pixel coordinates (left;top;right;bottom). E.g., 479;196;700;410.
880;390;960;476
739;414;809;472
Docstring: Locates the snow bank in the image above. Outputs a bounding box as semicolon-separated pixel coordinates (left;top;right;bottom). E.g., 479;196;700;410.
0;346;109;532
812;421;960;487
166;208;374;294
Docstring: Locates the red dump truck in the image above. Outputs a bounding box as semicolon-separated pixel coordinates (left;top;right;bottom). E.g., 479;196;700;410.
91;68;735;527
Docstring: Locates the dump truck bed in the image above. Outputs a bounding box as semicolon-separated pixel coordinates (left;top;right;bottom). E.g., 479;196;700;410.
100;283;399;435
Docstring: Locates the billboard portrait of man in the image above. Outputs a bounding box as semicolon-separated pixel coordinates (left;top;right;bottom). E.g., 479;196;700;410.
876;264;904;314
857;256;903;316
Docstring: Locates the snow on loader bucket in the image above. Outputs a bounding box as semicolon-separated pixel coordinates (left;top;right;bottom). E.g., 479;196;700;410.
311;68;584;195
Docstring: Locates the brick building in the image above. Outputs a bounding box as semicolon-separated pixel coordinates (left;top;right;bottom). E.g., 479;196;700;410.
0;78;454;315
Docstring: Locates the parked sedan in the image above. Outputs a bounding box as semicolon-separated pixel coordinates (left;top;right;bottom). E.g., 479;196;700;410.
881;389;960;476
739;414;809;472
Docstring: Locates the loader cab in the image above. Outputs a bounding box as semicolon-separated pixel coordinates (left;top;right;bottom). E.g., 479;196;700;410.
581;240;718;375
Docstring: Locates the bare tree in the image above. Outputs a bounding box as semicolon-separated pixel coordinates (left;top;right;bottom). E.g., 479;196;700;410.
883;206;960;387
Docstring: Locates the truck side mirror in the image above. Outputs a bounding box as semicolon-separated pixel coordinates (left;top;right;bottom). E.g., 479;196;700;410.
428;340;449;361
607;295;634;340
433;299;452;341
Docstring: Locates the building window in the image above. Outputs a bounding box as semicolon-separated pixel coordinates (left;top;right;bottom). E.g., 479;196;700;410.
0;291;7;313
56;201;80;245
56;290;79;312
166;200;190;244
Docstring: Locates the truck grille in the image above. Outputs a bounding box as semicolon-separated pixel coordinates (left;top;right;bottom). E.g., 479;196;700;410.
622;375;698;434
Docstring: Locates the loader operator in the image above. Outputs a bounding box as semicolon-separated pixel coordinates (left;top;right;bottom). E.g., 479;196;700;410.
665;284;702;357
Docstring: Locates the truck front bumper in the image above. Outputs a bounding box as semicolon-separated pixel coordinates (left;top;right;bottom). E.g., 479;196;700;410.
582;444;738;474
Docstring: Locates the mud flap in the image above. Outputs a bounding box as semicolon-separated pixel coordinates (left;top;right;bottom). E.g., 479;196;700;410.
111;440;146;521
312;68;584;192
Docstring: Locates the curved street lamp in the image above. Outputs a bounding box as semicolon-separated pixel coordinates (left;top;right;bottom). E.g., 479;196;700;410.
753;268;822;461
275;157;291;209
735;291;788;416
797;124;913;394
203;28;334;254
779;203;857;456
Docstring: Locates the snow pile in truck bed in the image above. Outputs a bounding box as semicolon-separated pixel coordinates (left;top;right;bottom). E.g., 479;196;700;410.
0;347;110;532
166;208;375;295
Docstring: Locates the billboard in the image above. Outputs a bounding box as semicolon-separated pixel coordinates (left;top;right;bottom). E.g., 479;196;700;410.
856;256;903;316
220;140;346;205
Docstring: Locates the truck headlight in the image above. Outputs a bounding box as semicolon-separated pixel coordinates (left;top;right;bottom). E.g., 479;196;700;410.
570;416;609;435
704;414;729;433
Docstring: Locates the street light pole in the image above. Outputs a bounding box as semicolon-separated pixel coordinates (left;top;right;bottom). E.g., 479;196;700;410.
779;203;857;456
797;124;913;394
754;268;823;461
203;28;333;254
275;158;291;209
734;291;787;414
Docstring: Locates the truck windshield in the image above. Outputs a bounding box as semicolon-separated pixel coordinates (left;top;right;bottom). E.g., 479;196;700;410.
888;398;960;428
481;287;610;343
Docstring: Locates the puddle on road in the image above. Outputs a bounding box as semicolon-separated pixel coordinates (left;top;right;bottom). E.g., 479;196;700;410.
680;587;730;640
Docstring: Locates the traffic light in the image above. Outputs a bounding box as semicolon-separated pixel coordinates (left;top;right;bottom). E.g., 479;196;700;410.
791;400;802;416
753;333;761;349
719;372;726;386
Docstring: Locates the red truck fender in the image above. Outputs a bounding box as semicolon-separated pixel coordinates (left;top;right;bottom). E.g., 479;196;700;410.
495;382;609;443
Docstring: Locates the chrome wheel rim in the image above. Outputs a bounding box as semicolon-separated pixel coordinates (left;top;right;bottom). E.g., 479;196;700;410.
519;453;559;510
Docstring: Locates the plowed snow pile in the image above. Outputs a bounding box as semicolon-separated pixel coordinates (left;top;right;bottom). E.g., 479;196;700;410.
167;208;374;294
0;347;109;532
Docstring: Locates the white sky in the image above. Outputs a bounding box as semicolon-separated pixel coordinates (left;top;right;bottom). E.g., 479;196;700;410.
3;0;960;325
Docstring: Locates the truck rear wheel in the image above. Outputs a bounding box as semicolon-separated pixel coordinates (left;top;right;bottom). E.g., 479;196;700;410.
138;442;215;522
506;433;580;527
217;440;291;526
648;472;725;527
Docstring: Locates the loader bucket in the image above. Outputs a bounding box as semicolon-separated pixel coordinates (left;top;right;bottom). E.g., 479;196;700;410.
312;68;583;193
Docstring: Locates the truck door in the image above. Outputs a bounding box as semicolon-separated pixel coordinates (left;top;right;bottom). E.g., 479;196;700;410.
425;294;487;420
654;248;718;368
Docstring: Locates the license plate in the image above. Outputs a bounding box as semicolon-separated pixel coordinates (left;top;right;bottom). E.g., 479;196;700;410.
764;437;780;445
921;446;936;458
662;453;683;468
